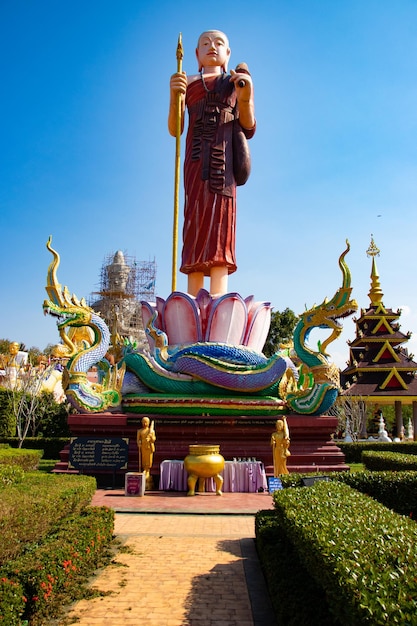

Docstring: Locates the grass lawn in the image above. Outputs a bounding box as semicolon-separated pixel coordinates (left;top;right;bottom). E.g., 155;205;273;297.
348;463;365;472
38;459;59;472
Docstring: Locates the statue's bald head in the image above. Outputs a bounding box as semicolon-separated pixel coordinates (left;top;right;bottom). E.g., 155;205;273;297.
197;30;229;48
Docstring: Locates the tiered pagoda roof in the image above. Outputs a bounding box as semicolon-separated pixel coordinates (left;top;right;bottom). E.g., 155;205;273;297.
341;237;417;404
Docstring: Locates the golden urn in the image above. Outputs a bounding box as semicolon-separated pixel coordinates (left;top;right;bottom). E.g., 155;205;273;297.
184;444;225;496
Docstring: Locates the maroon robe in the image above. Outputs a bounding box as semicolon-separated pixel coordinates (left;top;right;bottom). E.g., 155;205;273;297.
180;74;255;276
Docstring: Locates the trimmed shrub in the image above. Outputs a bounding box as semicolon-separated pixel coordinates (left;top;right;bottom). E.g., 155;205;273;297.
0;473;97;564
0;505;115;624
0;388;15;437
255;509;336;625
337;441;417;464
0;447;43;471
0;464;25;486
362;450;417;471
336;470;417;518
270;482;417;624
279;472;310;488
0;436;68;459
0;577;26;625
280;469;417;518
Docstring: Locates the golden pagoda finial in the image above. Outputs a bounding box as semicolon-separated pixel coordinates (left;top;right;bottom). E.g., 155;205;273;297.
366;235;383;306
366;235;380;259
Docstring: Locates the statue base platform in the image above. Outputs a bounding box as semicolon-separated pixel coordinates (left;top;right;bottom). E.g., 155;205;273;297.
53;412;348;487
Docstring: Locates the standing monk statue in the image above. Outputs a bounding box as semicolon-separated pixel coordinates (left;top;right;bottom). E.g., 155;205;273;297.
137;417;156;490
271;417;291;476
169;30;256;297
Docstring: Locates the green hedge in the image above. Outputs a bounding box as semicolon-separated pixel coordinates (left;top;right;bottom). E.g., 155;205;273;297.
362;450;417;471
278;470;417;518
337;441;417;463
0;436;68;459
0;447;43;471
336;470;417;518
0;473;97;564
260;482;417;624
0;463;25;486
0;505;114;625
255;509;336;625
0;389;15;436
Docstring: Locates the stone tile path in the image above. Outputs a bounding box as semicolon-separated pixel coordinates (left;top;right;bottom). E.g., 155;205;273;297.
62;491;276;625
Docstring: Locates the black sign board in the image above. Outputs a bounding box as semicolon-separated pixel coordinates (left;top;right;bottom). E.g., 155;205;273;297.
301;476;330;487
69;437;129;471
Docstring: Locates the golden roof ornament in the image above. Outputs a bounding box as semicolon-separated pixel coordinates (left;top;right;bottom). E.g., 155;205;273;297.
366;235;384;306
366;235;380;259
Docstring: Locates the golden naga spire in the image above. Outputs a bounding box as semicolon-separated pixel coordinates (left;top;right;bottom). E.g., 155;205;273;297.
366;235;384;306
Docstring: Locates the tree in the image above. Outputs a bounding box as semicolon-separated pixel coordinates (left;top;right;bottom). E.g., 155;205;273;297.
29;390;70;438
27;346;42;366
333;395;367;441
2;362;61;447
0;339;12;355
263;308;299;357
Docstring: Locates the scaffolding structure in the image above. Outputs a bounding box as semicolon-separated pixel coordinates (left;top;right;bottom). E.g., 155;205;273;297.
91;252;157;301
89;251;157;351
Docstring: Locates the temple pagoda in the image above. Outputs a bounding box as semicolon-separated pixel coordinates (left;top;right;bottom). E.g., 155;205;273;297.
341;237;417;438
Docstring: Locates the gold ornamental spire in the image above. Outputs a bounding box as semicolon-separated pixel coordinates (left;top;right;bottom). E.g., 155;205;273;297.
366;235;384;306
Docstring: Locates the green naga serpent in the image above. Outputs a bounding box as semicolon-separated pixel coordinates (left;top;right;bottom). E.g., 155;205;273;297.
43;237;357;415
43;237;125;413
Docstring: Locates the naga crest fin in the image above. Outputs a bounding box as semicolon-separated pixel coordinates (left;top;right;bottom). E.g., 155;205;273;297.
45;236;94;312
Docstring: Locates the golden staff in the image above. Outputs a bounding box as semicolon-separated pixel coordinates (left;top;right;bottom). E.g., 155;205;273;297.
138;432;142;473
171;33;183;292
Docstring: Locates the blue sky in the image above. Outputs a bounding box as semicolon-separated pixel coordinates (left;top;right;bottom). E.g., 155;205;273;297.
1;0;416;369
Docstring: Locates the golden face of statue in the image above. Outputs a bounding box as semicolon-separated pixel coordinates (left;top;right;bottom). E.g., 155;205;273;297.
9;342;19;355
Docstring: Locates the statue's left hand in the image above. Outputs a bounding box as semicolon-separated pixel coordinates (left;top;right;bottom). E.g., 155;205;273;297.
230;68;253;99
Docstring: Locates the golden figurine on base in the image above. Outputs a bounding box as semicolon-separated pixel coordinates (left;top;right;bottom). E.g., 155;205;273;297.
271;417;291;476
137;417;156;490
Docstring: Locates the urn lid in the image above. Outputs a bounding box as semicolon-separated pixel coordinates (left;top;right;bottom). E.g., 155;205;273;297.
188;444;221;455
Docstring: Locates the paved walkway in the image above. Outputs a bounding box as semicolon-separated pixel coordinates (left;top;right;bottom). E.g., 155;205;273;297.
62;490;276;625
